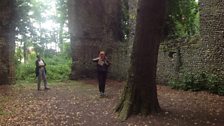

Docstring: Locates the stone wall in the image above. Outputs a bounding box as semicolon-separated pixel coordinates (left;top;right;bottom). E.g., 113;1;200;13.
0;0;16;84
157;40;203;84
158;0;224;84
199;0;224;77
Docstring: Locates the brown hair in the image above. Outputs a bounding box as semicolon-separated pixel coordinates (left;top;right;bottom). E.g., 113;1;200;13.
98;51;106;59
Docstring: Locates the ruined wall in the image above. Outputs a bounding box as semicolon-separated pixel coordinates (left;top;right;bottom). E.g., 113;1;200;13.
68;0;127;79
0;0;16;84
157;0;224;83
157;40;203;84
199;0;224;77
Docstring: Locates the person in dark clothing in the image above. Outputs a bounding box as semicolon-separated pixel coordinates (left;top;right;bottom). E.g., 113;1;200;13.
93;51;111;96
35;55;49;90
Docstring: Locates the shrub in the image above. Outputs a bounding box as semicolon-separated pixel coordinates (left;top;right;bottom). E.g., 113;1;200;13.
16;63;36;82
168;72;224;95
16;56;71;82
207;74;224;95
168;79;182;89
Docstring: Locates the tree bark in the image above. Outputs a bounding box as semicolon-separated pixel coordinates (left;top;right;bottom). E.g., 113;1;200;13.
0;0;16;84
23;40;28;64
59;22;64;52
116;0;166;120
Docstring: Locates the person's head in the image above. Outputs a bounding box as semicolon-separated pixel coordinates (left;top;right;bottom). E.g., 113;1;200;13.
99;51;106;59
36;55;41;60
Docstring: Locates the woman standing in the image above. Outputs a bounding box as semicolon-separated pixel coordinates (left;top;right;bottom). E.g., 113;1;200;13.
35;55;49;91
93;51;111;96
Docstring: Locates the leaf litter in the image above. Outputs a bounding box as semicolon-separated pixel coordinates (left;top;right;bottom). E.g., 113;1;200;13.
0;80;223;126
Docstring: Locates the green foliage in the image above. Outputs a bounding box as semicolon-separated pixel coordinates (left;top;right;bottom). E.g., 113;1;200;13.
206;74;224;95
15;0;70;62
46;64;71;81
16;63;35;81
15;0;71;82
168;72;224;95
168;79;185;90
16;55;71;82
165;0;199;39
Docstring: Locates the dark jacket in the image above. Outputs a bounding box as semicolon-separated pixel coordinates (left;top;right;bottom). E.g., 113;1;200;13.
35;59;46;77
92;57;110;72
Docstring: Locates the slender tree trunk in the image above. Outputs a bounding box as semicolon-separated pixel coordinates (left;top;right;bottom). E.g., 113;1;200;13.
116;0;166;120
59;22;64;52
23;40;27;64
57;0;67;53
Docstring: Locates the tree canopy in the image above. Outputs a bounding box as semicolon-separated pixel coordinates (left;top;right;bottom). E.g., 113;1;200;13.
15;0;70;64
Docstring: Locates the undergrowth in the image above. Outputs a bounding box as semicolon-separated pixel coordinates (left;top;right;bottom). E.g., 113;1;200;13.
168;72;224;96
16;55;71;82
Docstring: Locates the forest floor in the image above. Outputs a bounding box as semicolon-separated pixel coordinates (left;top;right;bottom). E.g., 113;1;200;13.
0;80;223;126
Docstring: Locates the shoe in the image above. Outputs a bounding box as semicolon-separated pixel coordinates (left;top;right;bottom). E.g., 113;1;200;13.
100;92;103;97
100;92;106;97
45;87;50;90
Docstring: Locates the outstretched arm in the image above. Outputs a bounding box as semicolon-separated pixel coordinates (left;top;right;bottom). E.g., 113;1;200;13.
92;57;99;62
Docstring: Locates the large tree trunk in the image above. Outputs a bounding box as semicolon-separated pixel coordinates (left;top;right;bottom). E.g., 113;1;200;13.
116;0;166;120
68;0;123;79
0;0;16;84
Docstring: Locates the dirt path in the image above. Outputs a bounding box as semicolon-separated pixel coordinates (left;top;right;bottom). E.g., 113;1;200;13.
0;80;223;126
